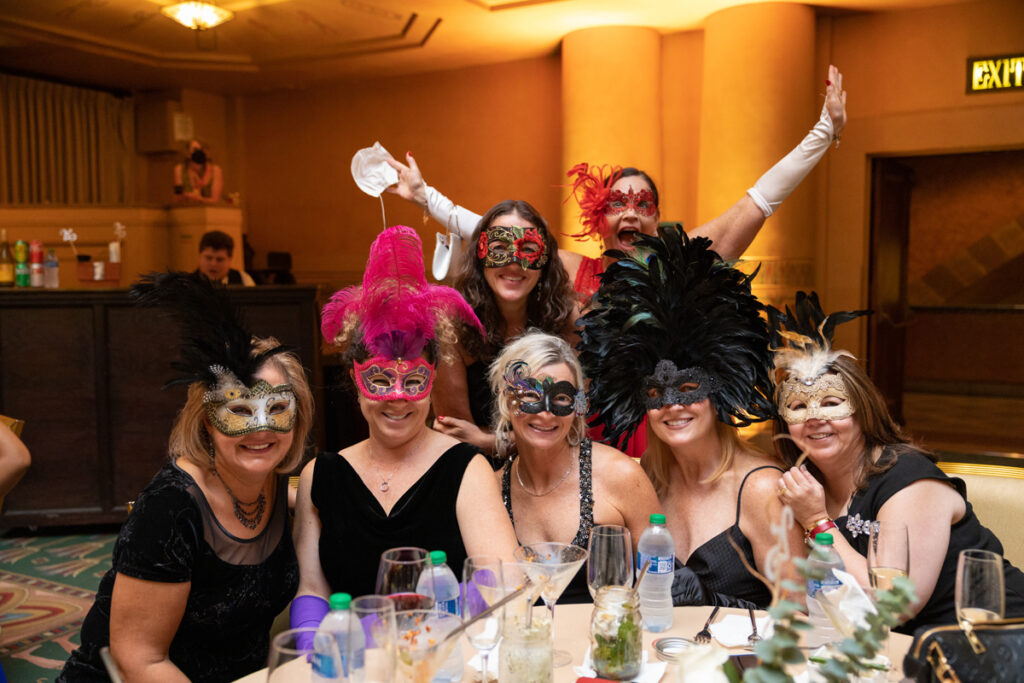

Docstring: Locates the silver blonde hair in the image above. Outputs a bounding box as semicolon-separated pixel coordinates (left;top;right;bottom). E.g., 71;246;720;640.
487;330;586;460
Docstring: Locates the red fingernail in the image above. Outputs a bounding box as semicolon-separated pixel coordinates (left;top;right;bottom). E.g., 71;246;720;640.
825;79;832;86
437;415;445;421
407;151;413;157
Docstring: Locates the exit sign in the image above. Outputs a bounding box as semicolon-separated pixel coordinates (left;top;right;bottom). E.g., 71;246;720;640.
967;54;1024;93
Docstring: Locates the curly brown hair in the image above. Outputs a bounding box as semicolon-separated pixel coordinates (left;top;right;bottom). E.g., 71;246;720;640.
452;199;575;359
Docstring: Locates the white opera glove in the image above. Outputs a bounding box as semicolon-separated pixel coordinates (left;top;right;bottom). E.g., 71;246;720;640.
746;103;837;218
424;185;482;239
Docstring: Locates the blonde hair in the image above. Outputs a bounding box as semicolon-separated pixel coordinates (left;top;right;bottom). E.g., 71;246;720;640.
488;330;586;460
168;337;313;473
641;419;758;498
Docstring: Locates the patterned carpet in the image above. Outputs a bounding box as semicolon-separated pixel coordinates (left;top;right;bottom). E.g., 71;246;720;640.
0;529;117;682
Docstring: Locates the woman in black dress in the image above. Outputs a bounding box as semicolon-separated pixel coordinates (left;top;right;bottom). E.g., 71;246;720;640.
60;273;314;682
290;226;517;633
772;292;1024;634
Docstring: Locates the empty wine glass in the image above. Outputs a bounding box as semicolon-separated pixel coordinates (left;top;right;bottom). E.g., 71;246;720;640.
462;556;504;683
867;521;909;591
588;525;634;598
514;541;588;667
376;546;434;610
267;627;319;682
352;595;397;683
956;549;1005;627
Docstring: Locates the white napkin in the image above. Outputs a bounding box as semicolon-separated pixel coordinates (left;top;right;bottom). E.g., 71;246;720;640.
350;142;399;197
575;646;665;683
432;231;461;281
809;568;878;646
709;614;773;648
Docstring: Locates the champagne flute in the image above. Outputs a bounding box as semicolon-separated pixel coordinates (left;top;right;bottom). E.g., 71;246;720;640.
352;595;397;683
376;546;434;610
267;627;319;682
462;556;505;683
587;525;634;598
867;521;909;590
514;541;588;667
956;549;1005;627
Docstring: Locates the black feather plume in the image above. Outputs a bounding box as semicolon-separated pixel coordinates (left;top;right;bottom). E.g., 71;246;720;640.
578;225;775;449
766;291;869;381
129;271;286;388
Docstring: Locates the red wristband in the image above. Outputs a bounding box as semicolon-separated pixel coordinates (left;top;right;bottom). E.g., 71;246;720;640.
806;519;837;539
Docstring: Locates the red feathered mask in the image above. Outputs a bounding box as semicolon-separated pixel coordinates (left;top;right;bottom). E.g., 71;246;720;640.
564;162;623;241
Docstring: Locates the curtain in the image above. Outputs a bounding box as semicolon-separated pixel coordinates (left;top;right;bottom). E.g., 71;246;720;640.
0;73;135;205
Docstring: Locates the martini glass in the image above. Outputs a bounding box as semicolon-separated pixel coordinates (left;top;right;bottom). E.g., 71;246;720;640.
514;542;589;667
394;609;461;683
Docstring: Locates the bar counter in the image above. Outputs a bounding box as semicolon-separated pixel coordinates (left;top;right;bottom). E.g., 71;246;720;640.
0;285;322;527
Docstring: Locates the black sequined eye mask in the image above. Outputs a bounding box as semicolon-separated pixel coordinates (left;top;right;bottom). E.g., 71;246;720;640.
644;359;718;410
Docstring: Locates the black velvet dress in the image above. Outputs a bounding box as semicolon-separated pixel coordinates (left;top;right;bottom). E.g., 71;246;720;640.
313;443;479;597
59;462;298;683
836;450;1024;635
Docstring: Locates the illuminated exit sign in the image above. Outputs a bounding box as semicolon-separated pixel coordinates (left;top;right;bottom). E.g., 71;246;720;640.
967;54;1024;93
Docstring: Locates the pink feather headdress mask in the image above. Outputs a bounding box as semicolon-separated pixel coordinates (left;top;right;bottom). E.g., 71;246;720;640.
321;225;484;359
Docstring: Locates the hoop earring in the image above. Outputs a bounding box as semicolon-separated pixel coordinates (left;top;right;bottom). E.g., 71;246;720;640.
567;419;583;447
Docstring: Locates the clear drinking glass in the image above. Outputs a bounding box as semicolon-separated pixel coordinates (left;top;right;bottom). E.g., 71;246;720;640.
514;542;588;667
462;556;505;683
394;608;461;683
376;546;434;610
587;525;634;599
352;595;397;683
267;627;318;682
867;521;909;591
956;549;1005;626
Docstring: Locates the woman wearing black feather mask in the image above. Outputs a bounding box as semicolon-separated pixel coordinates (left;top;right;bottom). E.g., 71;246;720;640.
60;272;313;683
579;226;803;608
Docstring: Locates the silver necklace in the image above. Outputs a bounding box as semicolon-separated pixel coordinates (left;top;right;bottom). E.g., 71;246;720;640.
211;464;267;530
515;449;575;497
370;434;424;493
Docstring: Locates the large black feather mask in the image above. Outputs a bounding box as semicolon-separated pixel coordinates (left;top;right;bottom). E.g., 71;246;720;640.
578;225;775;449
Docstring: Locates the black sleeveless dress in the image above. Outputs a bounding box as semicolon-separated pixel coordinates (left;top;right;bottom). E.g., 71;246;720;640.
680;465;779;609
501;438;595;603
60;462;297;683
313;443;479;597
836;450;1024;635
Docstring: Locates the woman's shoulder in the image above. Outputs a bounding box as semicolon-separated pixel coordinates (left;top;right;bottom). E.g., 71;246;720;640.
591;441;650;488
873;448;944;484
135;461;201;510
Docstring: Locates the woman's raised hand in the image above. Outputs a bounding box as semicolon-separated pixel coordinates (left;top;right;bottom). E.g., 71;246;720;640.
433;415;496;455
385;151;428;209
825;64;847;135
777;465;830;530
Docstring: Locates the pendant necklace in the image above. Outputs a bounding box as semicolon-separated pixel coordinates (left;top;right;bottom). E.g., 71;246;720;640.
516;448;575;497
370;433;424;494
211;464;267;529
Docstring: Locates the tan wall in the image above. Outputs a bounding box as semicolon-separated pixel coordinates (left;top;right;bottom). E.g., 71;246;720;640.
822;0;1024;355
240;57;563;282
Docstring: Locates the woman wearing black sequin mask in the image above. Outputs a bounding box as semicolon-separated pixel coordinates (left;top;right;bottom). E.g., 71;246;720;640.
488;330;660;603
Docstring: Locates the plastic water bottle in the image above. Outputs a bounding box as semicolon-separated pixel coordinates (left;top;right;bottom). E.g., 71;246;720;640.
416;550;463;682
313;592;366;682
806;533;845;647
637;513;675;632
44;249;60;289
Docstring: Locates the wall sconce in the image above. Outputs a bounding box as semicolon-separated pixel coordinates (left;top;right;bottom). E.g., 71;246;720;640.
161;2;234;30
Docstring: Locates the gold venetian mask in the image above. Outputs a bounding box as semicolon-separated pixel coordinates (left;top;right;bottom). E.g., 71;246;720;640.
779;372;854;425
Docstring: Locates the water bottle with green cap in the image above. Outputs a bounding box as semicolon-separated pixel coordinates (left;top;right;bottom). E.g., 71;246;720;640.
638;513;675;632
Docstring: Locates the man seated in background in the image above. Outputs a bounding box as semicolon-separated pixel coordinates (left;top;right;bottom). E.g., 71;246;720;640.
196;230;255;286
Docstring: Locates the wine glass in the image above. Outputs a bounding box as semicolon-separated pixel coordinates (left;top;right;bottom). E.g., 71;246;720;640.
514;541;589;667
462;556;505;683
376;546;434;610
956;549;1005;627
867;521;909;591
352;595;397;683
267;627;319;682
588;525;634;598
394;609;462;683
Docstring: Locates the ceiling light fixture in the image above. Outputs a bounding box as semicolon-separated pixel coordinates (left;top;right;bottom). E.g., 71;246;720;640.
161;2;234;30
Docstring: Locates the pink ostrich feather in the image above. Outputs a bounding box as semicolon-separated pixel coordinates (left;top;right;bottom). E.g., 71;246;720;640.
321;226;483;358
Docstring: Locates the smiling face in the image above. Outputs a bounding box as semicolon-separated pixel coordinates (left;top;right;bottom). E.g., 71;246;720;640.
207;362;295;475
781;372;864;467
604;176;659;251
481;212;543;304
510;362;577;450
647;396;717;451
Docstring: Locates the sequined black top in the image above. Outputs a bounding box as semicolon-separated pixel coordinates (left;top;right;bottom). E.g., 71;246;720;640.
837;450;1024;635
60;462;298;683
501;438;594;603
313;443;478;597
682;465;780;609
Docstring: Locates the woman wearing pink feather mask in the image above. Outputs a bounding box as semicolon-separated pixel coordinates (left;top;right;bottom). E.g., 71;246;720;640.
290;226;517;631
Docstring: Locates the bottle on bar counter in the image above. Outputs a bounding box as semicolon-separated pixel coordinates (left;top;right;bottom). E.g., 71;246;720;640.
44;249;60;288
29;240;44;287
13;240;29;288
0;229;13;286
